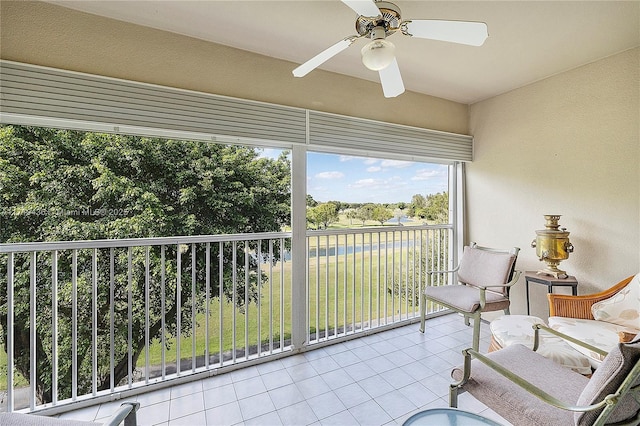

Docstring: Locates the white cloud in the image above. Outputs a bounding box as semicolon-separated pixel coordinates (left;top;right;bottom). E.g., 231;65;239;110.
366;166;382;172
349;178;407;191
380;160;413;169
349;178;383;189
363;158;378;165
411;169;442;181
339;155;357;162
316;171;345;179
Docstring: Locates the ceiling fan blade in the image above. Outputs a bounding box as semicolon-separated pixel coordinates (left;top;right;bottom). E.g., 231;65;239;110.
292;37;357;77
378;58;405;98
341;0;380;17
402;20;488;46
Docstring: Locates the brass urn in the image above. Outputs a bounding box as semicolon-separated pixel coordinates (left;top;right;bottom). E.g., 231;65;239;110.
531;215;574;279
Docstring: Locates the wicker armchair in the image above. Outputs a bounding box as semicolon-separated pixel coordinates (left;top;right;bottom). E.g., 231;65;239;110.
548;275;635;321
546;275;639;367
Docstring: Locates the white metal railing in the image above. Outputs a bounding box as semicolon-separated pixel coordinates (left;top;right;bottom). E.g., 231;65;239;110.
0;232;293;413
305;225;451;345
0;225;452;414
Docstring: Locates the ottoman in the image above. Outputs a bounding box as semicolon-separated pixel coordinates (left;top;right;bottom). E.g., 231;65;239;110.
489;314;592;375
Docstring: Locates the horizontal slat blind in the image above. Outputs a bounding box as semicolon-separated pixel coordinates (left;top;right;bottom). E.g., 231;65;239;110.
308;111;472;162
0;61;307;144
0;60;473;161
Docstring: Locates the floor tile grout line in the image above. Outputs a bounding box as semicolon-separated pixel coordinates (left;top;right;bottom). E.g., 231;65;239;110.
60;316;508;425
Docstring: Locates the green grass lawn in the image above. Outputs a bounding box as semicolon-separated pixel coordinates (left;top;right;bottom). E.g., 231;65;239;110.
137;242;420;369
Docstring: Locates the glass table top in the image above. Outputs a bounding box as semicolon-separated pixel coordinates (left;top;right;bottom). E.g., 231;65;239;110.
403;408;504;426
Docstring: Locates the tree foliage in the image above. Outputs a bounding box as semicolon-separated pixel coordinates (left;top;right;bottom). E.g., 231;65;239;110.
371;205;393;225
0;125;291;402
307;202;338;229
407;194;427;218
306;194;318;207
355;204;375;225
407;192;448;224
423;192;449;224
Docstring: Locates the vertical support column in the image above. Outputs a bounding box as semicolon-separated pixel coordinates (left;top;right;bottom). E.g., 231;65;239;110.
450;162;465;267
290;144;307;349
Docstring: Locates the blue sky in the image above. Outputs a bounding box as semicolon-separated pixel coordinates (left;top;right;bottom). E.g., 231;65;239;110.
261;149;449;204
307;152;448;204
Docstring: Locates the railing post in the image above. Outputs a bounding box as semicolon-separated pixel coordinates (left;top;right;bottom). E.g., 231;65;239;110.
290;144;307;349
7;252;14;412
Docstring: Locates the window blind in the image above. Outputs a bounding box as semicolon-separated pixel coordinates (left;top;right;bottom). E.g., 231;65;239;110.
0;60;472;162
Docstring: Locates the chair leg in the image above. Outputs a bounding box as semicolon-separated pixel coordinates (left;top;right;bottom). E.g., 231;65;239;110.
449;384;460;408
472;314;481;352
419;293;426;333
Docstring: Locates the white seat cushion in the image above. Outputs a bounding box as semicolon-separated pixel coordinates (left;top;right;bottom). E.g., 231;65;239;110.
549;316;640;368
591;273;640;329
491;315;592;374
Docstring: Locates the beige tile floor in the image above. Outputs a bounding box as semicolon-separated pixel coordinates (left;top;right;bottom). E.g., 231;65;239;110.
59;314;513;425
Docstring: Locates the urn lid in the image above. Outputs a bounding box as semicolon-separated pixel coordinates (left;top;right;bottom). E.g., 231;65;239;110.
535;214;570;237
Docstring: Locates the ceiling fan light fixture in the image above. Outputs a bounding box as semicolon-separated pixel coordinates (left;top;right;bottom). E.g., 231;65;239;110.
361;39;395;70
361;27;396;71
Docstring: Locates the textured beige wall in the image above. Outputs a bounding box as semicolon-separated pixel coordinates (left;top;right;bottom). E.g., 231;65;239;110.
469;48;640;319
0;0;468;135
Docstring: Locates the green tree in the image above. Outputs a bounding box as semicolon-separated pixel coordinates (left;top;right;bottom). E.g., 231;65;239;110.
356;204;375;226
408;194;427;218
424;192;449;224
326;200;345;212
306;194;318;207
307;202;338;229
317;202;339;229
371;205;393;225
345;208;358;225
0;125;291;403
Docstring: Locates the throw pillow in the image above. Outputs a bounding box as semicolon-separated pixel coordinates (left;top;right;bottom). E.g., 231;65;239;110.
591;274;640;330
575;337;640;425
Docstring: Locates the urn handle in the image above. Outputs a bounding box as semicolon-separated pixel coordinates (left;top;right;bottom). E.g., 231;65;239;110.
565;242;574;253
539;249;550;262
531;239;537;248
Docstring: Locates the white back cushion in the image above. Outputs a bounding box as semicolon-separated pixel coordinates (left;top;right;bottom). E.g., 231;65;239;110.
591;274;640;329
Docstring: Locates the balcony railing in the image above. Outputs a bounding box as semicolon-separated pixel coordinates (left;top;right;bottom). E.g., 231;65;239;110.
0;224;452;414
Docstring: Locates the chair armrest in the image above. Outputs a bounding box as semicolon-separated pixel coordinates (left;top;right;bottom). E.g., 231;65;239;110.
427;265;460;275
102;402;140;426
486;270;522;289
452;348;610;413
469;270;522;291
532;324;608;358
547;275;634;319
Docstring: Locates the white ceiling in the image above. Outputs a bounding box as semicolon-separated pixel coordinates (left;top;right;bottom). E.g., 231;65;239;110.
48;0;640;104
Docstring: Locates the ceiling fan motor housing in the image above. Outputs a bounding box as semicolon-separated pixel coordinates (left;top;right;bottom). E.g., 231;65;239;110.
355;1;402;37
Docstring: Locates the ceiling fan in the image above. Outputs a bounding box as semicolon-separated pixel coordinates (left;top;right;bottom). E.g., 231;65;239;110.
292;0;488;98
